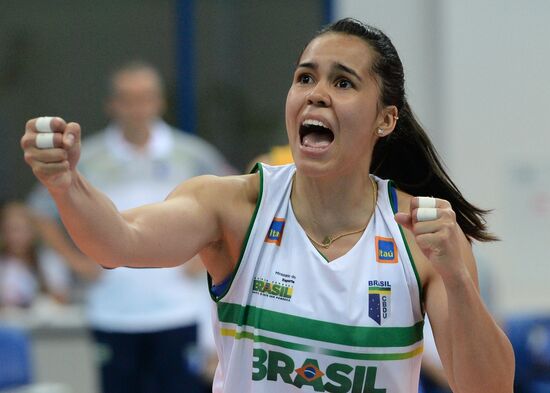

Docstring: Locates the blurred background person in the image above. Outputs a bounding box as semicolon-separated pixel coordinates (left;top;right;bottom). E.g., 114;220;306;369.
0;201;71;309
28;61;235;393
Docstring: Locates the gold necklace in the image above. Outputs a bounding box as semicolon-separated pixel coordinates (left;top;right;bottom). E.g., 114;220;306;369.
306;176;377;249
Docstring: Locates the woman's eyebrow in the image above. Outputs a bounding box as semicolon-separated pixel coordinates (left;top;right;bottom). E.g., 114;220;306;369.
295;61;362;82
333;63;362;81
296;62;316;70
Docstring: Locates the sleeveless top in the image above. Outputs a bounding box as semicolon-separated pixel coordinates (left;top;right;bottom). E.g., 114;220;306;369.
209;163;424;393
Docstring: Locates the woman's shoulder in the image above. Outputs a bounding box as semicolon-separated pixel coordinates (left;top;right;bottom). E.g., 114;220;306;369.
168;172;261;209
223;172;262;206
393;186;414;214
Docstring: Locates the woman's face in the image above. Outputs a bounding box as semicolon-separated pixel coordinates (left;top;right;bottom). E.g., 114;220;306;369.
0;204;36;257
285;33;387;177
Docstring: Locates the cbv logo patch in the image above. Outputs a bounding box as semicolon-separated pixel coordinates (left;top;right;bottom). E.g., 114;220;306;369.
375;236;398;263
368;280;391;325
265;218;286;246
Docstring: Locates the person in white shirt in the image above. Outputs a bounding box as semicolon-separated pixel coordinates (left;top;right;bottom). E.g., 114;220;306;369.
27;61;234;393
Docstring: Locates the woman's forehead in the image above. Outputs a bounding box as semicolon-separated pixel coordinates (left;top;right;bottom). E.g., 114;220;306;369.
299;33;376;71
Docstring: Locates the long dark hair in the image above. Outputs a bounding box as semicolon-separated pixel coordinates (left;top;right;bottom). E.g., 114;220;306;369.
315;18;496;242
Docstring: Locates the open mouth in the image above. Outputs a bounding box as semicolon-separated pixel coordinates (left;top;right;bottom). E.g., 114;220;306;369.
299;119;334;149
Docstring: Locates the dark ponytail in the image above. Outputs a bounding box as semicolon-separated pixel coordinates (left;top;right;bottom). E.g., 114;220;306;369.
372;102;497;242
317;18;496;242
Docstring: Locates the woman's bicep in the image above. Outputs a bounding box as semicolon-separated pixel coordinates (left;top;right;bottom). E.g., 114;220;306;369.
120;176;223;268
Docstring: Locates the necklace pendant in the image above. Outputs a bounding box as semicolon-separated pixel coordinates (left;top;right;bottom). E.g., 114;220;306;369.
321;236;332;248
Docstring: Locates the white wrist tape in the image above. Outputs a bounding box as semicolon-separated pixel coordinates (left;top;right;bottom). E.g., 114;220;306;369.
418;196;436;208
417;207;438;222
36;133;55;149
36;117;54;133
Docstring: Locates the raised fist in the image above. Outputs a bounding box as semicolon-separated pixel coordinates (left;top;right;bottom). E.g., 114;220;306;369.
20;117;82;192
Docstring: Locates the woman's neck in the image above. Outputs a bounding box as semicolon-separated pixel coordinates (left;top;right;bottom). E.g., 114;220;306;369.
291;170;377;239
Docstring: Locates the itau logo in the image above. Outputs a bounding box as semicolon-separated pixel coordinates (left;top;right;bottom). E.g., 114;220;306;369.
265;218;286;246
375;236;398;263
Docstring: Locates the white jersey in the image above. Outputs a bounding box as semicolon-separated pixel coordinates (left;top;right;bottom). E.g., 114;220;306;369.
210;164;424;393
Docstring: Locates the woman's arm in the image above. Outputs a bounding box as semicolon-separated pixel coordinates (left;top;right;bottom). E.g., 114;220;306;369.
20;117;233;270
52;172;223;268
395;195;515;393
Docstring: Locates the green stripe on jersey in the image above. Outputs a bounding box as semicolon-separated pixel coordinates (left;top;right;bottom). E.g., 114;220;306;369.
218;302;423;348
221;328;424;361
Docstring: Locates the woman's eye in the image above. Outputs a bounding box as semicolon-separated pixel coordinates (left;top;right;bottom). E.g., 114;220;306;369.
297;74;313;84
336;79;353;89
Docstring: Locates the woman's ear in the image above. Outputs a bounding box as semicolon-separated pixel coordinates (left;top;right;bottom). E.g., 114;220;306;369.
375;105;399;137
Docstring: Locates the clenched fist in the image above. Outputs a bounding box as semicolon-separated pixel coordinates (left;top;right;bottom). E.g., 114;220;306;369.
21;117;82;192
394;196;468;282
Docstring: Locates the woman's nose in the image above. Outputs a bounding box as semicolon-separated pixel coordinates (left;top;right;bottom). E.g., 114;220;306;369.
306;83;331;107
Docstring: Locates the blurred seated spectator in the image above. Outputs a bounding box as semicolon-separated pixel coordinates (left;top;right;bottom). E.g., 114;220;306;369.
0;201;71;308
